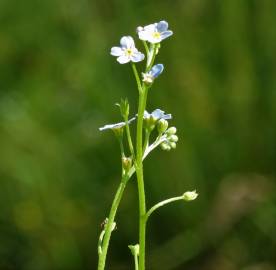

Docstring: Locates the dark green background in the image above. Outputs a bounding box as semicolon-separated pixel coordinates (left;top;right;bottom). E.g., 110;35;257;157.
0;0;275;269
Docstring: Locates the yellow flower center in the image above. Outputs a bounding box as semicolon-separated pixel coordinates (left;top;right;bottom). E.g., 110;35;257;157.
125;49;133;56
152;32;161;39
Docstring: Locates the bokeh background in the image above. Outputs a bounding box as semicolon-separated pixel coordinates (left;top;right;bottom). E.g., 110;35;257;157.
1;0;276;269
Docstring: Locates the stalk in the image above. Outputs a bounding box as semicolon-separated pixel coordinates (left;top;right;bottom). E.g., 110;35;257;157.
136;86;149;270
97;178;127;270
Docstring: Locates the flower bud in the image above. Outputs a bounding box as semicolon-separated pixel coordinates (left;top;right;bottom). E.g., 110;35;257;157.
128;244;139;256
166;127;177;135
182;190;198;201
144;116;157;132
112;126;124;138
161;142;171;151
157;119;168;134
170;142;176;149
116;98;129;118
169;135;178;142
122;157;132;172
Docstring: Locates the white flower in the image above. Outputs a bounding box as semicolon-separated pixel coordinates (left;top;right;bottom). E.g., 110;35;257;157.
111;36;145;64
142;64;164;84
138;21;173;44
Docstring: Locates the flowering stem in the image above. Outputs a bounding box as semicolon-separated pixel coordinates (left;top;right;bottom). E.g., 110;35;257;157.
145;195;184;222
97;177;128;270
135;83;149;270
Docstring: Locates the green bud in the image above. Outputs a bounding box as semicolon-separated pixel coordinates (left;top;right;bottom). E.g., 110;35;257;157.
170;142;176;149
166;127;177;135
144;116;157;132
116;98;129;118
169;135;178;142
157;119;168;134
128;244;139;256
122;157;132;172
161;142;171;151
183;190;198;201
112;126;124;138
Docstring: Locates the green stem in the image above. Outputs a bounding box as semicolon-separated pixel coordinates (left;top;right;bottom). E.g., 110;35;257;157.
98;229;105;255
134;253;139;270
97;178;127;270
132;63;142;93
146;44;158;72
142;41;149;56
145;195;184;222
142;130;151;155
124;116;135;158
136;85;149;270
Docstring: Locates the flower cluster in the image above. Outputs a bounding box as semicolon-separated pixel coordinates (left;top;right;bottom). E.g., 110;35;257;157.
143;109;172;132
160;126;179;151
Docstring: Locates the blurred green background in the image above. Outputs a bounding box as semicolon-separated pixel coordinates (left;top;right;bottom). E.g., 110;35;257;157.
0;0;276;269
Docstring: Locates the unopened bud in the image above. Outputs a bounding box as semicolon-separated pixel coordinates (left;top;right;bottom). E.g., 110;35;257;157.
144;116;157;132
170;142;176;149
161;142;171;151
122;157;132;172
112;126;124;138
183;190;198;201
157;119;168;134
128;244;139;256
169;135;178;142
166;127;177;135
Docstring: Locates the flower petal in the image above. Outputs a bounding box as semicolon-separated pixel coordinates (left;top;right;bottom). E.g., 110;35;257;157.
130;52;145;63
160;30;173;41
151;109;164;119
150;64;164;78
99;117;136;131
156;21;168;32
138;30;151;41
151;109;172;120
117;55;130;64
143;24;156;32
147;35;162;44
111;46;123;56
120;36;134;49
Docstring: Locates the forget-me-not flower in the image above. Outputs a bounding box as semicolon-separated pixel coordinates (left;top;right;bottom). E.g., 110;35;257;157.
99;117;136;131
111;36;145;64
144;109;172;121
138;21;173;44
142;64;164;84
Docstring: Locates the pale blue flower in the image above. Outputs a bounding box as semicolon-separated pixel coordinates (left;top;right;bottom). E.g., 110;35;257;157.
111;36;145;64
138;21;173;44
99;117;136;131
144;109;172;121
142;64;164;84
